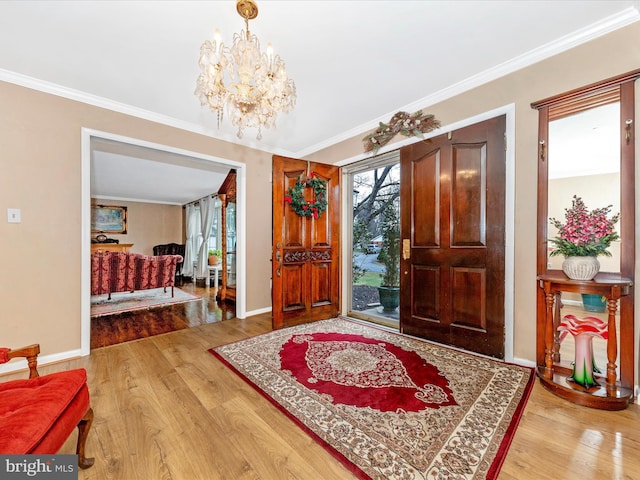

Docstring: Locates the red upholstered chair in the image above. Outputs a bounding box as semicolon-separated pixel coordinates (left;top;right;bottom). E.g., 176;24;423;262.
0;344;94;469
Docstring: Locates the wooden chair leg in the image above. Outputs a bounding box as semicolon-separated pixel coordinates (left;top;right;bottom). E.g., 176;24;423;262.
76;407;95;469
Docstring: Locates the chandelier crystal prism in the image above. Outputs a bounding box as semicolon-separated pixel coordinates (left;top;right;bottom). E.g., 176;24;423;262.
195;0;296;140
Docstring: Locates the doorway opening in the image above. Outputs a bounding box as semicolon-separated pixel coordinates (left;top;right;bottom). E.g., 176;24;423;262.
345;152;400;329
81;128;247;355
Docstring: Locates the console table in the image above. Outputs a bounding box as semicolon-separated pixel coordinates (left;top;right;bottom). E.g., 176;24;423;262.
91;243;133;254
537;272;633;410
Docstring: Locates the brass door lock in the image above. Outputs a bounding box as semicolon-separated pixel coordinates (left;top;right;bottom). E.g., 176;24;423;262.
402;239;410;260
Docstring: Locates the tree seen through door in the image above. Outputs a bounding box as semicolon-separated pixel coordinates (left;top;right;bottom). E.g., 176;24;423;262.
350;162;401;326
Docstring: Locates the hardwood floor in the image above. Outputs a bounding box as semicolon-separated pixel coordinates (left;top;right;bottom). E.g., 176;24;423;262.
3;313;639;479
90;281;235;348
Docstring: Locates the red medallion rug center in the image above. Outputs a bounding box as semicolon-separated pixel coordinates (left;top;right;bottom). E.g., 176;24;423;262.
211;318;534;480
283;333;457;412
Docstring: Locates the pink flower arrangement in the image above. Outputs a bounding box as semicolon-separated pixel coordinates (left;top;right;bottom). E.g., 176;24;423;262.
549;195;619;257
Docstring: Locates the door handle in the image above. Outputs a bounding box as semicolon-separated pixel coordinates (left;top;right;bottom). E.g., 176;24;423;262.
402;239;410;260
275;250;282;277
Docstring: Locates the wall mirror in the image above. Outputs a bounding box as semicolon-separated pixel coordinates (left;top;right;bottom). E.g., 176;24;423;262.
532;69;638;392
547;102;621;377
547;101;621;273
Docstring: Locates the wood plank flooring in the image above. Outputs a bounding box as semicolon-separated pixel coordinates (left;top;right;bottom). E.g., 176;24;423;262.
3;308;639;479
90;281;235;348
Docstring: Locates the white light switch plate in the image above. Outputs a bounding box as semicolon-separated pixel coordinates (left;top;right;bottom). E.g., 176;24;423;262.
7;208;21;223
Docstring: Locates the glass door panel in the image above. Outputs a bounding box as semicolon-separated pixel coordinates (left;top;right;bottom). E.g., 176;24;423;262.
347;159;400;328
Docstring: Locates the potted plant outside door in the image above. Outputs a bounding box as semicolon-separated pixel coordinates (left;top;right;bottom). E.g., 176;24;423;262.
378;203;400;312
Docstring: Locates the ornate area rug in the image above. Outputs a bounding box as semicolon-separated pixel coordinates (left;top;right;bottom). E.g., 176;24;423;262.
211;317;534;480
90;287;200;317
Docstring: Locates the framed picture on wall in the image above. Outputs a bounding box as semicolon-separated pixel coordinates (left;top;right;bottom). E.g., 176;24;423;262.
91;205;128;234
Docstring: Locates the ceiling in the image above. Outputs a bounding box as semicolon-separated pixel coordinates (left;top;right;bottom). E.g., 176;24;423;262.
0;1;638;204
90;138;232;205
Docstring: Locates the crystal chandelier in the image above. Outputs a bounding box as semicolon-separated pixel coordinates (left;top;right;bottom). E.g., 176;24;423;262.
195;0;296;140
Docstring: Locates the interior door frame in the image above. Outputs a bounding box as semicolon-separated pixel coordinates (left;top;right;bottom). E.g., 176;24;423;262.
80;128;247;356
340;104;516;362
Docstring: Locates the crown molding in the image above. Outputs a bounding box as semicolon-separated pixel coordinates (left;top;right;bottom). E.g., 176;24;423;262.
91;195;184;206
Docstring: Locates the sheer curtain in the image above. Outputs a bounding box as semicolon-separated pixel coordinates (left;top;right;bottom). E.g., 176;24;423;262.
196;196;216;279
182;203;197;278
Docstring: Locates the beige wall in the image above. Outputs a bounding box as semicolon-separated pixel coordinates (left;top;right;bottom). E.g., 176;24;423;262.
90;199;183;256
1;21;639;378
308;22;640;373
0;83;273;358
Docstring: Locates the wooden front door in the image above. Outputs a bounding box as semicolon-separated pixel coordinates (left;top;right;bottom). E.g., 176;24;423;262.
399;115;506;358
272;155;340;329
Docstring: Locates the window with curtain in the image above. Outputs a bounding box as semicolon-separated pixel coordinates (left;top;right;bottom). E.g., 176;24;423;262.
193;198;222;259
184;196;223;279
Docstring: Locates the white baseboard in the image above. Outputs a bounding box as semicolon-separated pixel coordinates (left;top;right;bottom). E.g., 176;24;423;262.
245;306;272;318
561;299;582;307
513;357;537;368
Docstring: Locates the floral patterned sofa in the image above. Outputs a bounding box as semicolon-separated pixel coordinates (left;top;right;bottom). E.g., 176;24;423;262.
90;251;183;299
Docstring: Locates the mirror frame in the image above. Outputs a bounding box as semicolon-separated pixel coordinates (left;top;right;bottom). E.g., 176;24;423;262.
531;69;639;392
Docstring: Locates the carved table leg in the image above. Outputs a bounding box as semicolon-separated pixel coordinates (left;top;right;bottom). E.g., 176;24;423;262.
553;292;562;363
544;291;556;379
606;298;618;396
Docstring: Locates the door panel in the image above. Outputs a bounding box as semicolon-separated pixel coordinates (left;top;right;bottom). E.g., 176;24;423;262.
451;144;486;246
311;263;331;306
450;267;485;329
412;265;439;319
282;264;304;311
283;170;305;248
312;211;331;247
413;150;440;247
272;155;340;329
400;116;506;358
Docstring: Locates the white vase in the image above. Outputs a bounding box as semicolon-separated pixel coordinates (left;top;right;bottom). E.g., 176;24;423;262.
562;256;600;280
